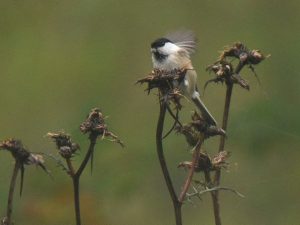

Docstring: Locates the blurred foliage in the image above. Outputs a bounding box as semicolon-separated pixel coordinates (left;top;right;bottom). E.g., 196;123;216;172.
0;0;299;224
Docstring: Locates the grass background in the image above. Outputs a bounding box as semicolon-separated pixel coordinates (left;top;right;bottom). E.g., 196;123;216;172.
0;0;299;224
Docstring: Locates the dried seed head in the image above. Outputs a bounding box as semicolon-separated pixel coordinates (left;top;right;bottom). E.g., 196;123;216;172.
80;108;125;147
220;42;248;60
136;68;187;108
0;138;30;162
212;151;231;169
176;111;224;144
47;132;79;159
80;108;106;136
178;153;213;172
248;49;265;64
0;138;49;173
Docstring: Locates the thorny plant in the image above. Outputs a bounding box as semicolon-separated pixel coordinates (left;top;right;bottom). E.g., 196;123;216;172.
137;42;267;225
202;42;268;225
137;69;224;225
48;108;123;225
0;139;49;225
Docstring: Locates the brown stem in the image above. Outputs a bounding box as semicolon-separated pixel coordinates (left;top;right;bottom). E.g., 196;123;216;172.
66;135;97;225
5;160;21;225
209;83;233;225
73;177;81;225
66;158;76;177
178;138;203;203
75;135;97;178
156;100;182;225
218;83;233;155
211;61;245;225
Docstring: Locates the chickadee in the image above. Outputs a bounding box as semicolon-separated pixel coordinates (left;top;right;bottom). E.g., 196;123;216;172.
150;30;217;126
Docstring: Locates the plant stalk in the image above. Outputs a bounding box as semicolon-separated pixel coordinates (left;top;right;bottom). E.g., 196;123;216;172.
210;83;233;225
66;135;97;225
73;177;81;225
5;160;21;225
211;61;245;225
156;100;182;225
178;138;203;203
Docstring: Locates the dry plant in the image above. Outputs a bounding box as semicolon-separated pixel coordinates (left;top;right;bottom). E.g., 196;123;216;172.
0;139;49;225
204;42;268;225
137;42;267;225
47;108;123;225
137;69;225;225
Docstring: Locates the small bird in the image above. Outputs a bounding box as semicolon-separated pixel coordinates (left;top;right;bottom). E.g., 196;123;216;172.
150;30;217;126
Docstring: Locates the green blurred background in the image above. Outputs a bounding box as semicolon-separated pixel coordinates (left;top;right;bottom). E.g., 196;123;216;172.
0;0;299;224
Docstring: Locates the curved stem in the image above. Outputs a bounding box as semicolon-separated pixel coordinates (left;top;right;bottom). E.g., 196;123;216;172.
178;138;203;203
156;100;182;225
75;135;97;178
5;160;20;225
68;134;97;225
210;83;233;225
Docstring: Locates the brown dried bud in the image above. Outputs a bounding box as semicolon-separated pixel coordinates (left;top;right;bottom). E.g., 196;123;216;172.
248;50;265;64
80;108;125;147
47;132;79;159
212;151;231;169
0;138;30;162
0;138;48;172
80;108;106;136
178;153;213;172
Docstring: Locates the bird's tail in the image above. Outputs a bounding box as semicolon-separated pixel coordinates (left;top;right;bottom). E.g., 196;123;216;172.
192;95;217;126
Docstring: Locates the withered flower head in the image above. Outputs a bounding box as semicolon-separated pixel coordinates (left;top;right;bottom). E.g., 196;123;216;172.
47;132;80;159
220;42;249;61
136;68;187;108
80;108;124;147
1;138;30;162
220;42;266;67
207;60;233;78
176;112;225;144
178;152;212;172
80;108;106;136
248;49;265;65
212;151;231;169
0;138;47;168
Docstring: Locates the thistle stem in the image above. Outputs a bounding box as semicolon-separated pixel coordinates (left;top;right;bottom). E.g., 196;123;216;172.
178;138;203;203
156;100;182;225
210;82;233;225
5;160;21;225
73;177;81;225
66;135;97;225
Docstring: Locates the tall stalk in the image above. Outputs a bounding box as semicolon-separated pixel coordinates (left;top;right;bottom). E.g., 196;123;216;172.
5;161;20;225
156;100;182;225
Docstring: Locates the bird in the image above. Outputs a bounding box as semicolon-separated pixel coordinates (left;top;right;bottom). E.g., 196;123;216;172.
150;30;217;126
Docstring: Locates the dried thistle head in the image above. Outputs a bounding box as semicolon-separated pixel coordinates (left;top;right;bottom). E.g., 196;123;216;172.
206;42;267;90
1;138;30;162
248;49;265;65
206;60;250;90
80;108;106;136
206;60;233;80
47;132;80;159
178;152;213;172
221;42;266;65
136;68;187;108
212;151;231;169
176;112;225;144
0;138;49;173
80;108;124;147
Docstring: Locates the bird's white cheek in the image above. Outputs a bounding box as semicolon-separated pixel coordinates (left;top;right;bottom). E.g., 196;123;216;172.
163;42;180;54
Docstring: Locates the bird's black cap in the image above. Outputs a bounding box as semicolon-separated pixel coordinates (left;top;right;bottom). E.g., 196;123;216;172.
151;38;172;48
